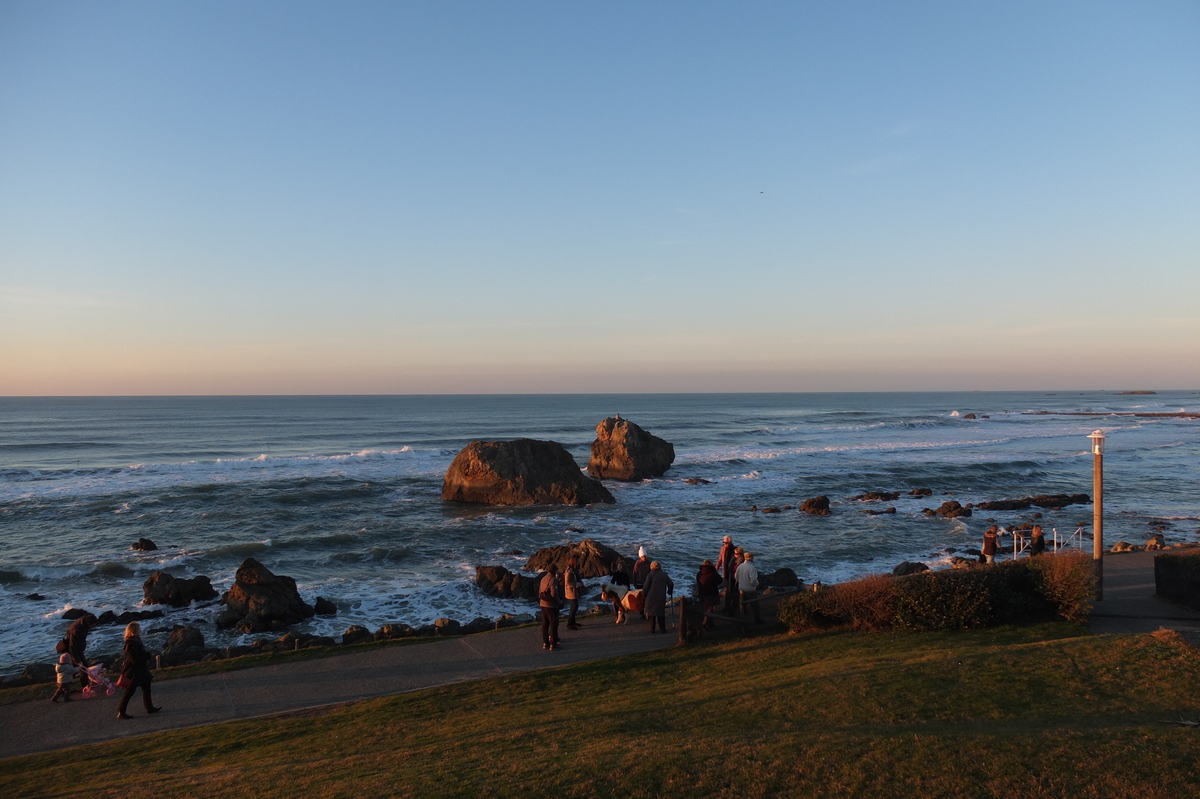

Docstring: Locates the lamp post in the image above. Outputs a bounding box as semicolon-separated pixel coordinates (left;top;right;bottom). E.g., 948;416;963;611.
1088;430;1105;600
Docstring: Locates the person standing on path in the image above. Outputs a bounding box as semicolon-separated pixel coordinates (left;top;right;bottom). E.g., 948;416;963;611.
116;622;160;719
982;526;1000;565
564;556;583;630
642;561;675;634
65;613;98;693
1029;525;1046;556
539;565;564;651
735;552;762;624
50;653;79;703
633;548;652;619
718;536;736;608
696;559;721;630
725;547;745;613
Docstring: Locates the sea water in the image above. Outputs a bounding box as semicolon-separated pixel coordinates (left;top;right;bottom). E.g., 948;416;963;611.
2;391;1197;671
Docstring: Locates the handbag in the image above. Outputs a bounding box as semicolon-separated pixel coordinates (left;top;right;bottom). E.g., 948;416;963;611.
55;639;68;655
117;674;132;690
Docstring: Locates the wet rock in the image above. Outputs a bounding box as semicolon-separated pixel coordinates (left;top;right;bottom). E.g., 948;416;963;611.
1146;534;1168;551
143;572;219;607
434;618;462;636
442;439;614;506
587;417;675;481
800;496;831;516
342;625;374;645
758;568;800;589
375;624;416;641
313;596;338;616
923;501;972;518
461;617;493;635
161;626;205;666
23;593;46;601
892;561;930;576
684;478;713;485
524;538;629;579
131;538;158;552
761;506;782;514
862;507;897;515
962;413;977;420
221;558;315;629
62;608;89;621
22;663;56;685
475;565;541;600
851;491;901;502
909;488;934;497
1111;541;1136;553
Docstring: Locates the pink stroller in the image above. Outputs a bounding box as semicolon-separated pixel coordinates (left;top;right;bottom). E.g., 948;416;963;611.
80;664;117;698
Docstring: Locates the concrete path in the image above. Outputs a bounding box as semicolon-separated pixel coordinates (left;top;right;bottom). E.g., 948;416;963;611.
1088;550;1200;637
0;616;675;760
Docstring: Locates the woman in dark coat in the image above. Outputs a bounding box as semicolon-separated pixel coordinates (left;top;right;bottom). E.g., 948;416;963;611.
116;621;160;719
696;560;722;630
65;613;98;692
642;561;674;634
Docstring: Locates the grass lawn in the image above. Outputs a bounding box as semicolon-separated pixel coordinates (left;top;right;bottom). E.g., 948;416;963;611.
3;623;1199;798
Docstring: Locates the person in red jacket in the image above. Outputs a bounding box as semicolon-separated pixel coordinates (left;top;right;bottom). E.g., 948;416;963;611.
538;565;564;651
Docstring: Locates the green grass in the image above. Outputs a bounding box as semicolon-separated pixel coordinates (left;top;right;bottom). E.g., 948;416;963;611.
4;624;1200;798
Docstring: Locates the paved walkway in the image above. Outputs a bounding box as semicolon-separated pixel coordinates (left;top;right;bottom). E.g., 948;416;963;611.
1088;550;1200;638
0;616;675;760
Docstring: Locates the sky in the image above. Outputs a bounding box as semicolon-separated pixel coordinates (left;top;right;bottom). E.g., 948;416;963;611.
1;1;1197;395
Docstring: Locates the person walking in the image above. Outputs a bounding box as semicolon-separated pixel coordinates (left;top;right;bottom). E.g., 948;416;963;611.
564;556;583;630
982;526;1000;565
539;564;564;651
50;652;79;703
642;561;675;634
65;613;98;694
735;552;762;624
116;622;160;719
696;559;721;630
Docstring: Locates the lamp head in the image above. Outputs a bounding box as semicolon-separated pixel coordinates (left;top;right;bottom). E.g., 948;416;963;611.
1088;430;1105;455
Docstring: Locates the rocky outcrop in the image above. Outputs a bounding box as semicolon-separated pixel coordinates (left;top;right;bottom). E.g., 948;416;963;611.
758;568;800;589
219;558;314;632
800;496;831;516
1111;541;1136;553
313;597;337;616
909;488;933;497
131;538;157;551
863;507;896;515
892;561;930;576
923;501;971;518
524;538;629;579
587;417;675;481
851;491;900;502
342;625;374;645
1146;534;1167;551
142;572;219;607
160;626;205;666
975;494;1091;511
442;439;614;506
475;565;541;599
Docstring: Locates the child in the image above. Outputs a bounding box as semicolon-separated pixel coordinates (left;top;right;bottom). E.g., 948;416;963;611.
51;652;79;703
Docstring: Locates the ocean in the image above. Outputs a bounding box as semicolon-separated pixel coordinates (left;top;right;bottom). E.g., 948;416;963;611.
2;391;1197;672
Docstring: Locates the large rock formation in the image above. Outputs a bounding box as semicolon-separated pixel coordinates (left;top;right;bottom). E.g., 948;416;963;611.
475;565;541;599
442;439;614;506
219;558;314;632
800;496;831;516
160;625;206;666
587;417;675;481
142;572;219;607
923;501;972;518
523;538;629;579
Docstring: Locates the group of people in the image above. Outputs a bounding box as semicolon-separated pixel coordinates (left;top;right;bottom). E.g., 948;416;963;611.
982;524;1046;564
50;612;161;719
539;537;767;650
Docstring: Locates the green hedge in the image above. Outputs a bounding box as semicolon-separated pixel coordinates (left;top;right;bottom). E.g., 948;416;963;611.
778;552;1095;634
1155;550;1200;611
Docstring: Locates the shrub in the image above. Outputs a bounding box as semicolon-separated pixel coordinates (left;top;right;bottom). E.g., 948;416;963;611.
822;574;898;632
1154;550;1200;612
1028;551;1095;622
777;591;837;633
894;570;991;631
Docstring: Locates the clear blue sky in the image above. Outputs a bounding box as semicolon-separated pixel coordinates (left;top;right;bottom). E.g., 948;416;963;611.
1;1;1197;394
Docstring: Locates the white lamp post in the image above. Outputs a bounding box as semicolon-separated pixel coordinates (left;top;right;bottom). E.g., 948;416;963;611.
1088;430;1105;600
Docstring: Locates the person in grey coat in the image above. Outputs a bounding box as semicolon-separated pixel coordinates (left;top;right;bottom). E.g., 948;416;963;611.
642;561;675;634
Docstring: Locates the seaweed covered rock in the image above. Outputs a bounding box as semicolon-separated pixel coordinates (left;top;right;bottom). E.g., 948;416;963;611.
587;417;675;481
800;496;831;516
442;439;614;506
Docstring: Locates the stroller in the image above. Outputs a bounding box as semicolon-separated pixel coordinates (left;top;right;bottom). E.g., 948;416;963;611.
80;664;117;698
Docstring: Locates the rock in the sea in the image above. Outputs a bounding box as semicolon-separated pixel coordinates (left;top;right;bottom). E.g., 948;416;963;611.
524;538;629;579
892;561;931;576
475;565;541;600
1145;534;1167;551
800;496;831;516
851;491;901;502
442;438;614;506
374;623;416;641
143;572;219;607
1111;541;1136;553
313;596;337;616
923;501;972;518
862;507;897;515
758;568;800;589
220;558;314;629
131;537;158;552
587;417;675;481
975;499;1032;511
909;488;933;497
684;478;713;485
62;608;90;621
